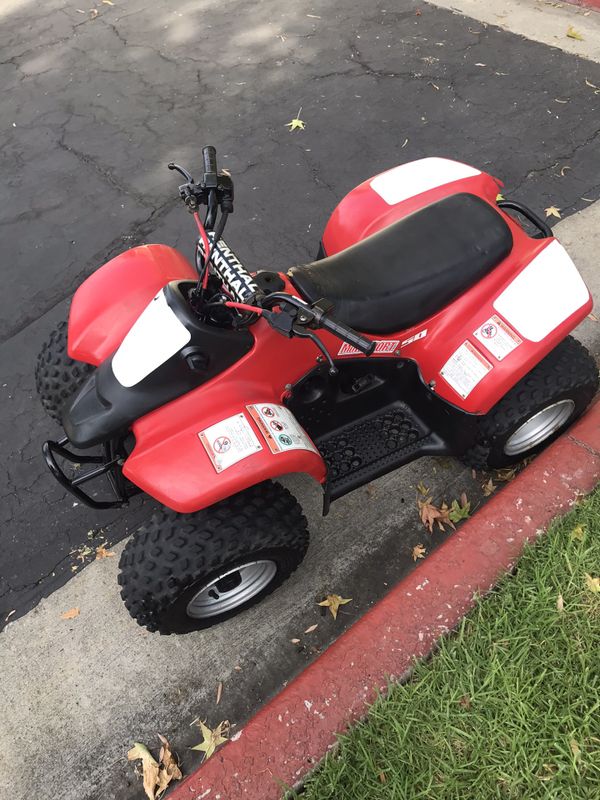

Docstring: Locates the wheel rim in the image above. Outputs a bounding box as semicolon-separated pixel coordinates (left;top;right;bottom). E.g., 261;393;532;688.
504;399;575;456
186;559;278;619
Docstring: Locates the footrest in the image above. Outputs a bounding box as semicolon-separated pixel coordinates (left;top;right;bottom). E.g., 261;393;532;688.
315;401;438;500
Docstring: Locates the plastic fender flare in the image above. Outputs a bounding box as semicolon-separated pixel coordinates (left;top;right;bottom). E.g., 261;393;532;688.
123;398;327;514
68;244;196;365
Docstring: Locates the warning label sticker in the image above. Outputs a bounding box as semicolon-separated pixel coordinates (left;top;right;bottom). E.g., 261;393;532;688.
198;413;262;473
440;341;492;399
473;314;522;361
247;404;318;455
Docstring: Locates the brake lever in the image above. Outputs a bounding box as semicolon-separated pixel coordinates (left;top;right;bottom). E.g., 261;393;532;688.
292;324;338;375
168;162;194;182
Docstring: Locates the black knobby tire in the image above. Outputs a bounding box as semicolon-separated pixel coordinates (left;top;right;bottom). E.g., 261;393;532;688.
462;335;598;470
118;481;309;634
35;321;94;422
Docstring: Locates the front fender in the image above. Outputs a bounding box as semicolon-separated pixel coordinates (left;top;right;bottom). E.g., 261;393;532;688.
123;390;327;513
68;245;196;365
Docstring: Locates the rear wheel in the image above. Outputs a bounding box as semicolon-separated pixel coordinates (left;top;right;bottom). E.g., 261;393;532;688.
118;481;309;634
462;336;598;470
35;321;94;422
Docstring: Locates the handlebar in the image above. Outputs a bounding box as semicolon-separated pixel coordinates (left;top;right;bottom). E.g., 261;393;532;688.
202;146;218;188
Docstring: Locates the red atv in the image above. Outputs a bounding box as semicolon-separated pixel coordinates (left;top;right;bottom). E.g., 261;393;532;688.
37;147;597;634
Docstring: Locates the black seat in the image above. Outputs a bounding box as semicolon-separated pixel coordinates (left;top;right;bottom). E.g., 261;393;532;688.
288;193;513;334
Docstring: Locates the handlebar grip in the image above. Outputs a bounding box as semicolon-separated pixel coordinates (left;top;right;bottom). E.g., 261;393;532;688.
320;315;375;356
202;145;218;186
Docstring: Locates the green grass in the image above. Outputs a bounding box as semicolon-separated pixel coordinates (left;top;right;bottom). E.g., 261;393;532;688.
300;489;600;800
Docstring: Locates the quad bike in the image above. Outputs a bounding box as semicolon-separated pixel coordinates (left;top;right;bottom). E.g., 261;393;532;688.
37;147;598;634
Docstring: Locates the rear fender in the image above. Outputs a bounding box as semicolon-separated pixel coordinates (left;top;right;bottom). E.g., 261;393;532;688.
68;245;196;365
123;385;327;514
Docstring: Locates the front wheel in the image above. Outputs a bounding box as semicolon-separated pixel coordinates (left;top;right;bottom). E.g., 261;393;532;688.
462;336;598;470
118;481;309;634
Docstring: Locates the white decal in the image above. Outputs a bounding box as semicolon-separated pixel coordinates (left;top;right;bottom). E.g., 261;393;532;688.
112;290;191;388
370;158;480;206
198;413;262;473
247;404;318;455
401;329;428;347
473;315;521;361
338;339;398;357
493;240;589;342
440;341;492;399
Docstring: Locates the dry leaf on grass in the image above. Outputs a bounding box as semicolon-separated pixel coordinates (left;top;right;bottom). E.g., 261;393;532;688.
61;607;80;620
191;720;229;761
570;739;582;760
584;574;600;593
545;206;561;219
285;108;305;132
566;25;584;41
412;544;426;561
570;525;585;542
557;593;564;613
318;594;352;620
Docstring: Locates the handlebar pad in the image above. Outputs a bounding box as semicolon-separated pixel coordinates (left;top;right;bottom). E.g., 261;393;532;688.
202;146;218;186
320;315;375;356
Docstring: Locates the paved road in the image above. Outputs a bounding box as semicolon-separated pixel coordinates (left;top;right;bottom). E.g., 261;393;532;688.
1;0;599;797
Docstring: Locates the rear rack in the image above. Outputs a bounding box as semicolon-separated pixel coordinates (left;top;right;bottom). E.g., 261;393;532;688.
43;436;135;509
497;200;552;239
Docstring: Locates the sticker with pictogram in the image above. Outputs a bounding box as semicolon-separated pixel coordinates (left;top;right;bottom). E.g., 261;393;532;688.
440;341;492;399
473;314;522;361
198;413;262;473
247;404;318;454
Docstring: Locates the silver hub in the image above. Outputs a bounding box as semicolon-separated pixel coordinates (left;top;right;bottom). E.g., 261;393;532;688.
504;399;575;456
186;559;278;619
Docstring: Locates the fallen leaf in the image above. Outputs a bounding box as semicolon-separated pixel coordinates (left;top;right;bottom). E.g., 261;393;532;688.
559;165;571;177
75;8;86;12
290;638;301;644
496;193;504;201
428;81;439;90
471;468;477;480
412;543;427;561
4;609;16;622
566;25;584;41
584;574;600;593
318;594;352;620
216;681;223;705
191;720;229;761
61;607;80;620
304;623;318;634
95;544;115;559
401;137;409;148
482;477;496;497
545;206;561;219
89;7;99;18
448;495;471;523
128;743;160;800
285;108;305;132
588;312;599;323
554;98;569;104
378;770;387;783
157;734;182;793
102;0;115;4
458;695;471;709
570;524;585;542
557;593;564;613
570;739;581;760
416;481;430;497
585;79;599;89
418;497;456;533
495;466;518;482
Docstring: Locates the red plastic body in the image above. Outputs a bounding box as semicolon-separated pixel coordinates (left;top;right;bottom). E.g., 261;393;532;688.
67;162;592;513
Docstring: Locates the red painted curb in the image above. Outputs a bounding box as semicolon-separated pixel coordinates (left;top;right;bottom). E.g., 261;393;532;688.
170;401;600;800
563;0;600;11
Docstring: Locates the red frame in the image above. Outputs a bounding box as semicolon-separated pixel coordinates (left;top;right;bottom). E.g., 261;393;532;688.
67;165;592;513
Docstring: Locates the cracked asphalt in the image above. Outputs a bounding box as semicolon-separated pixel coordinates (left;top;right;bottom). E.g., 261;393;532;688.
2;0;600;628
0;0;599;794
